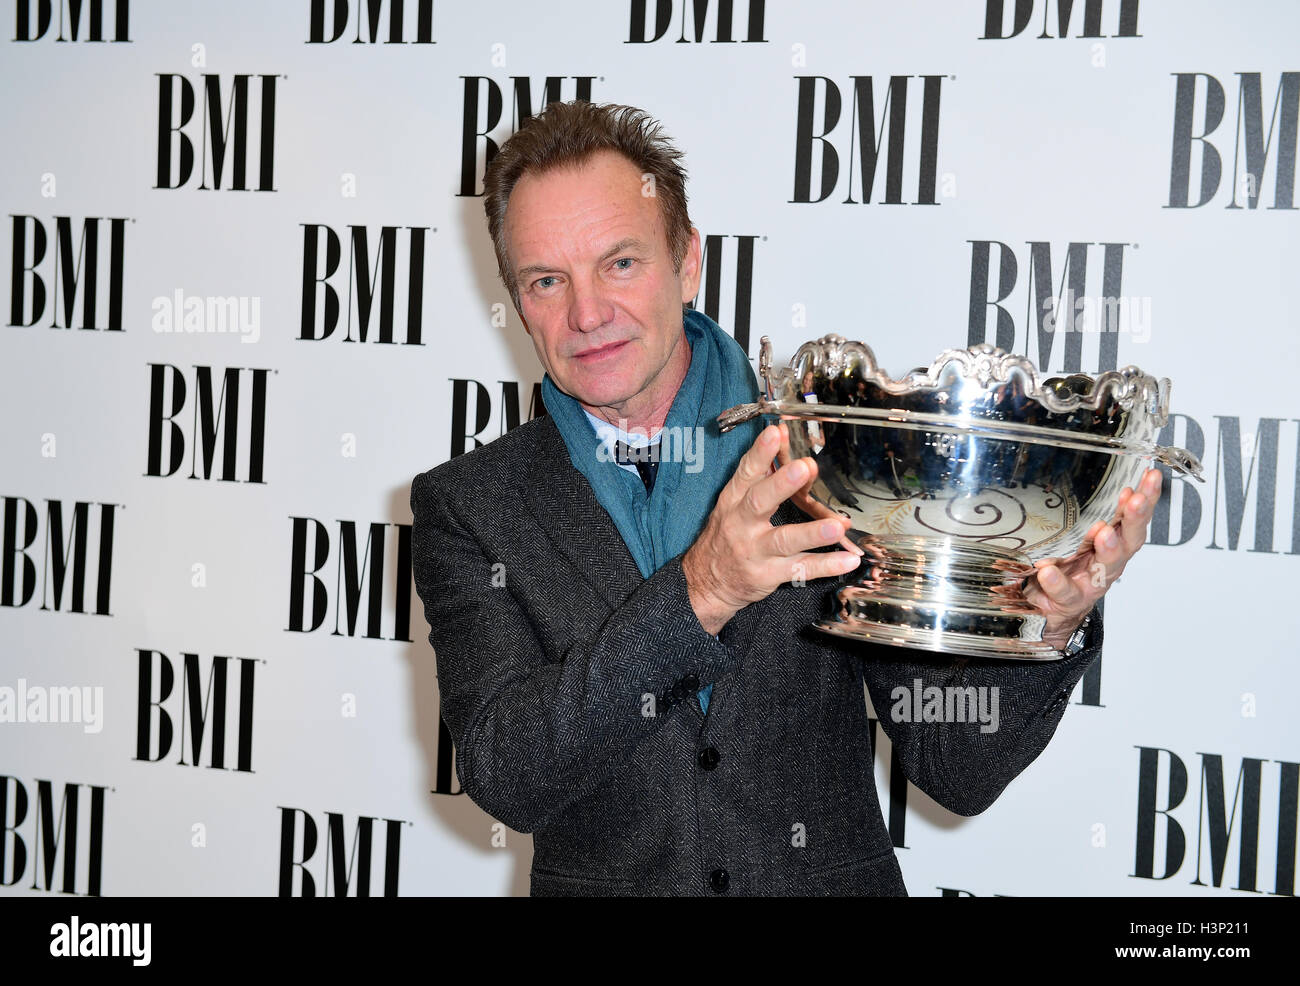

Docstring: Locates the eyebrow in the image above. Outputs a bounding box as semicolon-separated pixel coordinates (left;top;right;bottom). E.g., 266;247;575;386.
598;237;649;263
514;238;650;285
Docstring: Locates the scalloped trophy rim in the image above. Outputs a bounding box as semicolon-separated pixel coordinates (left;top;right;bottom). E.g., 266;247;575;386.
718;334;1204;481
772;333;1172;421
735;333;1205;481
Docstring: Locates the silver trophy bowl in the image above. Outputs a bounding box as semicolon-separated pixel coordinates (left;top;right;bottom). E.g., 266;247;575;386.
718;335;1204;660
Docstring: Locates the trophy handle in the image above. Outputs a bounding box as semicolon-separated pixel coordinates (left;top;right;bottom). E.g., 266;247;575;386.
717;401;775;432
758;334;775;400
1151;444;1205;481
717;335;781;433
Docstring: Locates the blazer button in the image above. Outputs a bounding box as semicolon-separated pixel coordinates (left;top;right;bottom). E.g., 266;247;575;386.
709;868;729;894
682;673;700;691
697;746;721;771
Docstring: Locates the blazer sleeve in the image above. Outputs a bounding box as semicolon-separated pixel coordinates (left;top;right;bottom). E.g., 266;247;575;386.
410;470;739;834
857;605;1104;817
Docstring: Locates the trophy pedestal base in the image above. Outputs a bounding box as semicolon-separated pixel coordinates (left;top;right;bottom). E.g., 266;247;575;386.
813;617;1062;660
816;536;1064;661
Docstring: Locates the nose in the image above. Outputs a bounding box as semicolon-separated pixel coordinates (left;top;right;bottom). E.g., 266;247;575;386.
567;272;615;333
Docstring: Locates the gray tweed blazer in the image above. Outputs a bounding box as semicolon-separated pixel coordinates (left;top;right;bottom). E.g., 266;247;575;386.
410;412;1102;896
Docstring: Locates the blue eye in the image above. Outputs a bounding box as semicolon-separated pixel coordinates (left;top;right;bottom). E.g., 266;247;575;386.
536;276;557;289
613;258;633;270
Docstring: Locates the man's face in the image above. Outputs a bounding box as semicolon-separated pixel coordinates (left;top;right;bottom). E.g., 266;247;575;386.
503;149;701;419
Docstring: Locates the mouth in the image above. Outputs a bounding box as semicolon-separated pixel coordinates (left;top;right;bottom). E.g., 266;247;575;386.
573;340;630;362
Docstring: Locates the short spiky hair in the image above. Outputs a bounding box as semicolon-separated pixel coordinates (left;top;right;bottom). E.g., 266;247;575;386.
483;100;692;311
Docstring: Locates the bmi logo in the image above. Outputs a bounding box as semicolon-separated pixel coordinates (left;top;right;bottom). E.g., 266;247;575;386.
287;518;413;641
1149;414;1300;556
447;379;546;458
155;74;279;191
627;0;767;43
980;0;1141;39
790;76;945;205
458;76;597;196
299;224;428;344
0;776;107;896
134;649;256;772
1168;72;1298;210
9;216;127;331
967;239;1135;374
691;234;758;358
306;0;435;43
144;364;270;483
1134;747;1298;895
12;0;130;42
0;497;117;615
277;807;404;896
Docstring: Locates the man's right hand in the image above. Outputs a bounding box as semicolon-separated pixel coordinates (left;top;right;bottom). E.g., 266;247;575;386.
682;423;864;635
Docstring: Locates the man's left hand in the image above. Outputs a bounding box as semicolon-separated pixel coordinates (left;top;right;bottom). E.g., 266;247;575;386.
1022;467;1163;651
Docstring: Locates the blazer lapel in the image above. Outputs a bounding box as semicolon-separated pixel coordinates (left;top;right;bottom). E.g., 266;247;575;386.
517;414;645;609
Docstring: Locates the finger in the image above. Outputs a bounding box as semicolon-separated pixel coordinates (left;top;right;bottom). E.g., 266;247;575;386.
744;455;817;519
785;550;862;584
775;421;793;468
768;515;854;558
1140;467;1164;499
1034;563;1087;612
789;488;864;555
780;422;812;490
1117;484;1155;555
1105;469;1162;553
1090;524;1125;582
791;488;838;522
732;424;782;488
1111;486;1133;523
834;531;863;555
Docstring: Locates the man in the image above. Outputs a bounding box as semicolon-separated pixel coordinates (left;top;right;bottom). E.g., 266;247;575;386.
410;100;1162;895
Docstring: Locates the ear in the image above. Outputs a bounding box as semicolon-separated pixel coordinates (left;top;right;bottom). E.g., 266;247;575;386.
678;227;702;306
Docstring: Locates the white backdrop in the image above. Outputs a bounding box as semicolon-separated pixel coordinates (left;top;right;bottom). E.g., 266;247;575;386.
1;0;1296;896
